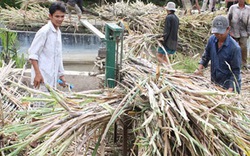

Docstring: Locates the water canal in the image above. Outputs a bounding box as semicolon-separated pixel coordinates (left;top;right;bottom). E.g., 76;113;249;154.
16;31;103;72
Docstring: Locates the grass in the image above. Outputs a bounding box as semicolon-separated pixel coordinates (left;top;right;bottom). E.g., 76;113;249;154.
171;53;200;73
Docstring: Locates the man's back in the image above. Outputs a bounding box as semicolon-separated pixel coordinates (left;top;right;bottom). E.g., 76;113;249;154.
163;13;179;51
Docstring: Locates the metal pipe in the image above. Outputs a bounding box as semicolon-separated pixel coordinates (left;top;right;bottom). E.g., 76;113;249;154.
80;20;105;40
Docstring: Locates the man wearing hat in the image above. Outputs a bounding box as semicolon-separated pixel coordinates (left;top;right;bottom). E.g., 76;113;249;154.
157;2;179;65
194;15;242;93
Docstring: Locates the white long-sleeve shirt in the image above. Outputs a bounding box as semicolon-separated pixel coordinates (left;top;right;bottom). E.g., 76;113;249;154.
28;21;64;88
227;4;250;38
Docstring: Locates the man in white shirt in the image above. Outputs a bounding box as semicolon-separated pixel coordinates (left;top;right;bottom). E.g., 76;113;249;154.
28;2;67;91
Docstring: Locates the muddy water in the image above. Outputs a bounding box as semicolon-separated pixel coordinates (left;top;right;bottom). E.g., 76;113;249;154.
14;30;103;73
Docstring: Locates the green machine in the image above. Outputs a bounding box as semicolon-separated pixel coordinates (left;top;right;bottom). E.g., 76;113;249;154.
81;20;129;155
80;20;123;88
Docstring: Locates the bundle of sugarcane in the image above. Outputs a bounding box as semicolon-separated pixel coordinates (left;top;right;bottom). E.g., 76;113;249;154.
0;87;120;155
0;82;129;155
95;0;166;35
0;0;225;55
0;61;32;127
94;1;226;56
121;56;250;155
18;0;56;9
122;33;160;61
0;4;49;30
178;13;220;54
0;3;72;31
94;0;162;21
0;61;124;155
1;56;250;155
1;1;250;155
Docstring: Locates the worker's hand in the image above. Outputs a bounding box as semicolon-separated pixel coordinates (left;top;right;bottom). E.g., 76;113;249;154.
59;76;67;87
194;68;203;76
33;73;44;89
158;38;164;43
230;32;234;37
155;34;163;38
227;88;233;93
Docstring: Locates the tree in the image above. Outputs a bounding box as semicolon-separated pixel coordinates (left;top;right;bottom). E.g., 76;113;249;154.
0;0;20;8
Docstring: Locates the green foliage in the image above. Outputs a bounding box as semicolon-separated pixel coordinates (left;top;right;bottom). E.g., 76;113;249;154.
0;28;18;64
172;53;200;73
0;0;20;8
14;53;27;68
0;28;27;68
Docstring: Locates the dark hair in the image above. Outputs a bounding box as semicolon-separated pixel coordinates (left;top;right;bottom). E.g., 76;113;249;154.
49;2;66;15
169;10;175;14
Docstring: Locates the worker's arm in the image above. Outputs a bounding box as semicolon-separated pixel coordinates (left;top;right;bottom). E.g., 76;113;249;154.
30;59;44;89
163;16;171;43
194;36;212;76
194;64;204;76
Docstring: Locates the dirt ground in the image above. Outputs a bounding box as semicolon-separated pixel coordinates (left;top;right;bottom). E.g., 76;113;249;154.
240;69;250;95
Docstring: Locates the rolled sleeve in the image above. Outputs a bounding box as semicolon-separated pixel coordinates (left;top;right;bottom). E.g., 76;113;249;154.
28;54;39;60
